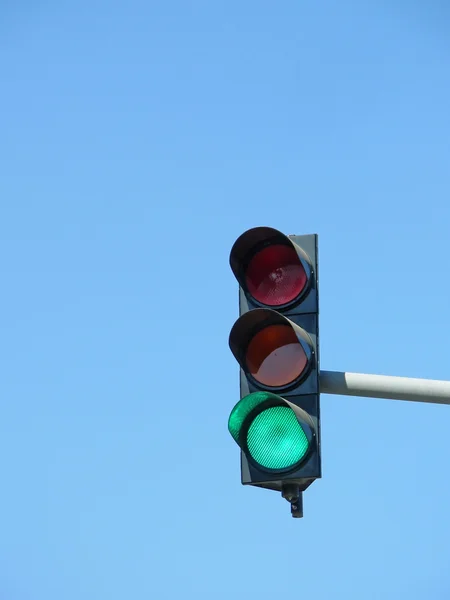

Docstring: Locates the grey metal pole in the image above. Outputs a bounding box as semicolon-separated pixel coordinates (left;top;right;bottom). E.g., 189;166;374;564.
320;370;450;405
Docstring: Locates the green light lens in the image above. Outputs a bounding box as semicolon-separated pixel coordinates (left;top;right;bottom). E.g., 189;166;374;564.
246;406;310;470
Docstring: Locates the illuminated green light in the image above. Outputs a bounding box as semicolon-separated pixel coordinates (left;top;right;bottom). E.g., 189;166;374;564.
228;392;312;472
246;406;309;470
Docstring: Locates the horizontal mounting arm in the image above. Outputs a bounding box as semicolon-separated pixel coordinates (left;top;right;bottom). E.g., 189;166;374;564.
320;370;450;406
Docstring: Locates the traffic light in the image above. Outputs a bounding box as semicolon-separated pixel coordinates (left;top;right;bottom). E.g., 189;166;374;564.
228;226;320;518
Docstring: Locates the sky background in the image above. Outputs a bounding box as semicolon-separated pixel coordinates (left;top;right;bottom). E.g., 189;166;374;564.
1;1;450;598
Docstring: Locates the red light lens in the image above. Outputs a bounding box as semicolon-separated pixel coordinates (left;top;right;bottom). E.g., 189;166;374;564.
245;325;308;387
245;244;307;306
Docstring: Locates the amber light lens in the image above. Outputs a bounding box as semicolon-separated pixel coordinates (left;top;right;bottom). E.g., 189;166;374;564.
245;244;307;306
245;324;309;387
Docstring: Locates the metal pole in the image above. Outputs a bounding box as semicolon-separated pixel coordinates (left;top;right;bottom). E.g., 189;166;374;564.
320;370;450;406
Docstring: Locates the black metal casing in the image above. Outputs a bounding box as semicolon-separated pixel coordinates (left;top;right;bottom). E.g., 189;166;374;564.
234;232;321;494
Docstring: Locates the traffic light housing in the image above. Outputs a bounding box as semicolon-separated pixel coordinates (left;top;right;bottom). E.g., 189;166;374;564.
228;227;320;517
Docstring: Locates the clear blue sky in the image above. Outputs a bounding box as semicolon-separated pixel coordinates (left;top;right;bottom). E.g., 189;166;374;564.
1;2;450;598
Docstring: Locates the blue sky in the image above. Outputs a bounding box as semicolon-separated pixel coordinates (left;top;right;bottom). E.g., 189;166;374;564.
1;1;450;598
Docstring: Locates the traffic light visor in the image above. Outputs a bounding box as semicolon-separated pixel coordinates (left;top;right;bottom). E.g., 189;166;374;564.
228;391;271;443
228;392;313;471
229;308;313;390
229;227;311;308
